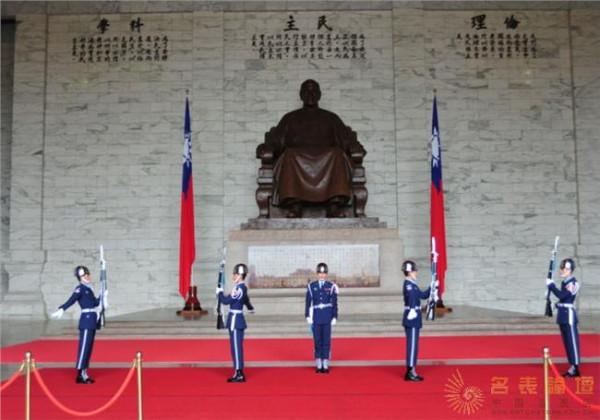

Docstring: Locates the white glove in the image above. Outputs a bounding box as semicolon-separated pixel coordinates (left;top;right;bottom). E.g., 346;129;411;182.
331;318;337;326
545;278;553;286
407;308;417;320
216;287;224;295
434;280;440;288
51;308;64;319
306;317;313;325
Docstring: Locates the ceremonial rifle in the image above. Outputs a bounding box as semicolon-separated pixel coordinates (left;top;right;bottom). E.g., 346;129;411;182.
216;249;226;330
97;245;107;329
426;236;439;321
545;236;559;317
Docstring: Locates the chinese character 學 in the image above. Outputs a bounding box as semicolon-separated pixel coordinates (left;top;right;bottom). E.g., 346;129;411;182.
471;14;487;30
130;17;144;33
504;14;520;29
96;18;110;34
284;15;299;32
518;376;537;395
317;15;332;31
490;377;509;395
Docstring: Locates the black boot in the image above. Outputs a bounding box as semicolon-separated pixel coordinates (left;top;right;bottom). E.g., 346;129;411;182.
227;370;246;383
75;370;94;384
563;365;581;378
404;368;424;382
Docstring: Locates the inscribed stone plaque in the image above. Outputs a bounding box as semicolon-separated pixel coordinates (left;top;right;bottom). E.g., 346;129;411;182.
247;244;379;288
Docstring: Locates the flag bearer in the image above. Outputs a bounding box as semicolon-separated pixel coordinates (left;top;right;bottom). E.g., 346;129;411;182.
217;263;251;383
51;266;107;384
402;260;435;381
305;262;338;373
546;258;581;377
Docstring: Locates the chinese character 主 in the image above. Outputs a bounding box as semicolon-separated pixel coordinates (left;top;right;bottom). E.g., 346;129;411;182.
518;376;537;395
284;15;299;32
96;18;110;34
504;14;520;30
130;17;144;33
317;15;332;31
490;377;509;395
471;14;487;30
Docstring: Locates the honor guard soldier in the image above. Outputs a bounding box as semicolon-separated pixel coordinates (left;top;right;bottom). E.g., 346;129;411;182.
546;258;581;377
217;263;252;382
305;262;338;373
402;260;435;381
51;266;107;384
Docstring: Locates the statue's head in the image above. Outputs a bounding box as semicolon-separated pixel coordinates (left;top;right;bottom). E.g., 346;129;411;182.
300;79;321;107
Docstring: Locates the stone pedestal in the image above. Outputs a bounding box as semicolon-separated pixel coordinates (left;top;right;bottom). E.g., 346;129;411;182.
227;219;404;315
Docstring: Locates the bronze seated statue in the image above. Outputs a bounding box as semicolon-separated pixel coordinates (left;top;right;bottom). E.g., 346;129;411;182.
255;79;367;218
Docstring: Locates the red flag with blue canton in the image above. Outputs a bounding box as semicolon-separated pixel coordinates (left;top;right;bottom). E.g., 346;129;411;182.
179;97;196;299
431;95;447;296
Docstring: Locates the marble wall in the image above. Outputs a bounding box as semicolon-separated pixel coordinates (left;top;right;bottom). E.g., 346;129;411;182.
1;2;598;318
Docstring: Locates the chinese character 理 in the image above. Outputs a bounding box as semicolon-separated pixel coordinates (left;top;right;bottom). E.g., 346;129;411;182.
471;14;487;30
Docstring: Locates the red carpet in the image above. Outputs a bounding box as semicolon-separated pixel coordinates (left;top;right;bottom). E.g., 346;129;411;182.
2;334;599;363
2;363;599;419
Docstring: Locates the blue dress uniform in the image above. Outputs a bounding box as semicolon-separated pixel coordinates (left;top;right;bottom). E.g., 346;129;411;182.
305;278;338;372
58;280;100;383
548;275;581;376
402;276;430;381
218;282;249;382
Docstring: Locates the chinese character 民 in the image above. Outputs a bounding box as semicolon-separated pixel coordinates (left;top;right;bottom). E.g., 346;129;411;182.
490;377;509;395
284;15;299;32
518;376;537;395
317;15;332;31
97;18;110;34
504;14;520;30
471;14;487;30
130;17;144;33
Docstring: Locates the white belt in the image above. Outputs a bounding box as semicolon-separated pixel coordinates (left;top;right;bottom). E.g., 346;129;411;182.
229;309;243;314
81;308;96;313
404;306;420;310
556;303;575;308
314;303;332;309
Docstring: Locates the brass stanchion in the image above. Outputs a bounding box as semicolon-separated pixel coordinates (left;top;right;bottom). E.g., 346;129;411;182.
543;347;550;420
25;352;32;420
136;352;143;420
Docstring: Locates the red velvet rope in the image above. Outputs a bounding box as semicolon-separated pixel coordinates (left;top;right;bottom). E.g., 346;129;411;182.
32;363;136;417
0;363;25;393
548;359;600;411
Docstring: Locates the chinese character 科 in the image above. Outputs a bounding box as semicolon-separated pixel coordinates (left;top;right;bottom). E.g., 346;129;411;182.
575;376;594;395
471;14;487;30
518;376;537;395
97;18;110;34
490;377;509;395
130;17;144;33
284;15;299;32
548;376;566;395
504;14;520;30
317;15;332;31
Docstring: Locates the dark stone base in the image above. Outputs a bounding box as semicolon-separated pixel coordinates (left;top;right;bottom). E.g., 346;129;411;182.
241;217;387;230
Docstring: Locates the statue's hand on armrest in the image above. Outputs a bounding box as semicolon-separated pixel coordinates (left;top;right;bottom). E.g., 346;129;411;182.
256;143;274;163
348;143;366;162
